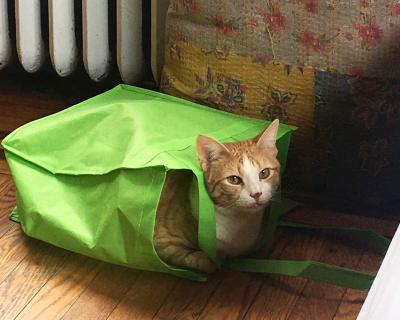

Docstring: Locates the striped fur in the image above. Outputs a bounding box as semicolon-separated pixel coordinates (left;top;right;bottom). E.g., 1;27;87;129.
154;120;280;271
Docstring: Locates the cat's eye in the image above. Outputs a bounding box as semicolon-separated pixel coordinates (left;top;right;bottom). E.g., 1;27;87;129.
259;168;270;179
227;175;242;185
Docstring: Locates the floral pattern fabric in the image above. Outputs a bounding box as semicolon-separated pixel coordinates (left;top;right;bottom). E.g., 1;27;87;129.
161;0;400;211
314;71;400;209
162;41;316;191
166;0;400;78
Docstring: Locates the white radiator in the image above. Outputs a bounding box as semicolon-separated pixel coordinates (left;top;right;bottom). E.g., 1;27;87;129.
0;0;170;84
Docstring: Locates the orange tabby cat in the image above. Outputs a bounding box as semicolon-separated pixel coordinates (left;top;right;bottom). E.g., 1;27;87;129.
154;119;280;272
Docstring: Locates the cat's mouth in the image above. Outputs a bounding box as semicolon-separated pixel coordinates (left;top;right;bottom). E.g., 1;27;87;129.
247;202;267;210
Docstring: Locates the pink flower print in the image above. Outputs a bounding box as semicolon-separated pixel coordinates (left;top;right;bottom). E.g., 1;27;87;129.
359;139;389;176
252;53;270;67
355;16;384;49
303;0;318;14
345;32;353;41
169;43;181;60
194;67;246;111
360;0;370;7
349;77;400;129
390;3;400;16
348;77;400;129
347;67;364;77
248;19;259;28
259;3;286;33
182;0;198;14
291;0;317;14
352;105;379;129
299;30;327;53
262;86;297;122
212;15;237;38
348;77;388;128
349;77;382;100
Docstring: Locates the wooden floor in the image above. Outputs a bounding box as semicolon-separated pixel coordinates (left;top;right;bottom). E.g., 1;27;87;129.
0;70;398;319
0;157;397;320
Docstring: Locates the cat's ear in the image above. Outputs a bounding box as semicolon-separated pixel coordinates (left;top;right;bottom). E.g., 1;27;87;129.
197;135;230;171
256;119;279;155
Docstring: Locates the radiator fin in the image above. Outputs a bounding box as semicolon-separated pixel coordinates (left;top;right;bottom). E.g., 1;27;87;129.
49;0;78;77
0;0;146;84
0;0;11;70
16;0;45;73
117;0;143;84
82;0;110;82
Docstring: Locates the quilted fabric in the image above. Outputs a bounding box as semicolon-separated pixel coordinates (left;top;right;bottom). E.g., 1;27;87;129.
161;0;400;211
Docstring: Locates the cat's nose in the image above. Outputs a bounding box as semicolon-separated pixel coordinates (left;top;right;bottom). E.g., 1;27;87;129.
250;192;262;199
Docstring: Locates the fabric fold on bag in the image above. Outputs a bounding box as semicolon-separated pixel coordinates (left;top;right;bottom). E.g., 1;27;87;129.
2;85;294;281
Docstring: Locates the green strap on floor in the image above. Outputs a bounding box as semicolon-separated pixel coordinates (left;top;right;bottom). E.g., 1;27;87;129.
279;221;391;253
260;198;300;249
225;258;375;290
225;220;391;290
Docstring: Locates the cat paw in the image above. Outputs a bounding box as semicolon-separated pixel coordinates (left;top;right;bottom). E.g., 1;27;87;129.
185;251;217;273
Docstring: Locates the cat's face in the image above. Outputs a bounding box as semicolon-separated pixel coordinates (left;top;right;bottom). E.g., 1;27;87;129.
197;119;280;212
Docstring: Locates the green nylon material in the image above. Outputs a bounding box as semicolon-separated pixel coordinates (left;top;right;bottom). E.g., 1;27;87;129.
227;221;391;290
9;207;19;223
2;84;388;289
259;198;300;250
225;259;375;290
2;84;293;281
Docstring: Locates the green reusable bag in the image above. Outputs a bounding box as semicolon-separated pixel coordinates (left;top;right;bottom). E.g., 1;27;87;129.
2;85;390;288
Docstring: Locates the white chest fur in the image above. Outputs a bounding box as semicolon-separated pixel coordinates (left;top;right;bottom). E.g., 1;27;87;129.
215;207;264;258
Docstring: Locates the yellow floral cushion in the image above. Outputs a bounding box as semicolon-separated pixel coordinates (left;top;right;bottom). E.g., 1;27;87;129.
162;41;315;189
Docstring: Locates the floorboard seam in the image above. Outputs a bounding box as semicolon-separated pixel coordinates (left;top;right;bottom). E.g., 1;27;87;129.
0;228;27;287
59;261;105;320
285;234;328;320
194;277;224;320
7;247;72;319
331;248;367;320
104;270;143;320
152;278;182;320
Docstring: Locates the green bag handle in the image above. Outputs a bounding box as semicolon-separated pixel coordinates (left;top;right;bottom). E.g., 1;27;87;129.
225;258;375;290
225;221;391;290
279;221;391;253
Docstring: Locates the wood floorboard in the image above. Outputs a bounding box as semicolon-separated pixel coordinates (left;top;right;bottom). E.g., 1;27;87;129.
0;77;398;319
287;234;364;319
61;264;141;320
244;230;327;320
0;161;10;175
0;184;16;239
0;161;395;320
197;270;264;320
196;232;289;320
15;255;102;320
0;167;395;320
107;272;179;320
154;273;222;320
0;241;71;319
0;174;12;195
333;251;383;320
0;68;118;136
0;225;30;285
